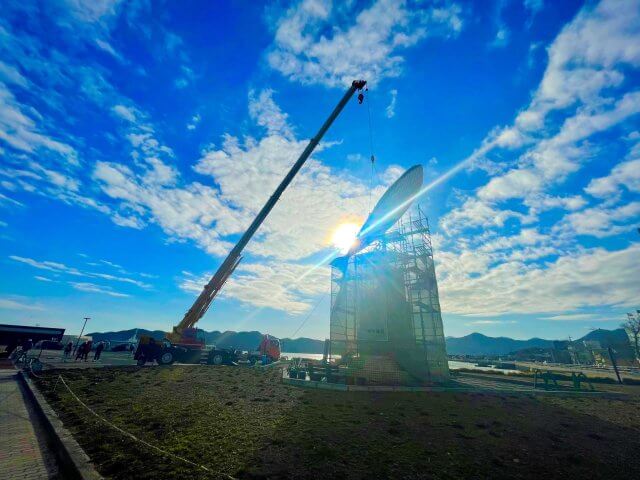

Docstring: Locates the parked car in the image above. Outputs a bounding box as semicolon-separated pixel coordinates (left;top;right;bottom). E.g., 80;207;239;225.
111;343;135;352
35;340;63;350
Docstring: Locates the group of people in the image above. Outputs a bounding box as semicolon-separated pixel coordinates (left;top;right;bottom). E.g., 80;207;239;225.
62;340;106;362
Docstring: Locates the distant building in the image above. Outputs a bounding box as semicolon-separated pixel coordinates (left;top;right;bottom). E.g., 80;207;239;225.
61;334;93;346
0;324;65;351
549;333;636;366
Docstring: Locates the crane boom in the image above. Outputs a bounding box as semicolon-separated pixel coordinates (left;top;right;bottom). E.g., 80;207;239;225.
167;80;367;342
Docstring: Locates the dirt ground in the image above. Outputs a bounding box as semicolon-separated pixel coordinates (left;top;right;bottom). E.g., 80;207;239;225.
34;366;640;480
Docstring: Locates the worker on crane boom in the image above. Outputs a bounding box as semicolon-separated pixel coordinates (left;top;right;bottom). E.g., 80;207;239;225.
135;80;367;366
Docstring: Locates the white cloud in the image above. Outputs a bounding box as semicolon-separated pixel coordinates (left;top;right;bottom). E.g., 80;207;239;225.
459;0;640;175
465;319;516;326
186;114;200;131
97;89;403;312
28;162;81;192
380;164;405;184
0;61;29;88
385;89;398;118
440;198;528;234
491;26;509;48
112;213;146;229
69;282;130;297
174;66;195;90
489;0;511;48
478;168;543;202
517;12;638;131
268;0;464;87
95;39;123;61
558;201;640;238
476;90;640;206
9;255;152;289
192;89;394;261
0;192;24;207
523;0;544;16
437;0;640;315
0;82;78;164
541;313;607;322
181;261;329;314
93;161;240;256
586;157;640;199
439;0;640;274
111;104;138;122
248;89;293;138
10;255;83;275
60;0;123;24
478;228;548;253
438;243;640;316
0;297;44;311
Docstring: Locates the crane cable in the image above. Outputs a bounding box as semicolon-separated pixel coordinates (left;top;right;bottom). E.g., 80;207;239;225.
365;87;378;214
289;87;377;340
288;287;330;339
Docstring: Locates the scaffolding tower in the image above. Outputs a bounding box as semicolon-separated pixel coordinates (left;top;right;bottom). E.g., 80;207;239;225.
329;206;449;385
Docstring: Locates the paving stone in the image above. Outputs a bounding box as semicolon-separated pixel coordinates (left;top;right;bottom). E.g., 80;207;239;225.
0;370;60;479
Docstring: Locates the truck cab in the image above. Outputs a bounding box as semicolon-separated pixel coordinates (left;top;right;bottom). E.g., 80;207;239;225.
247;334;281;364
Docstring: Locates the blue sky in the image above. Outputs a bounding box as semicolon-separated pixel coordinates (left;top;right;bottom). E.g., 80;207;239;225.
0;0;638;341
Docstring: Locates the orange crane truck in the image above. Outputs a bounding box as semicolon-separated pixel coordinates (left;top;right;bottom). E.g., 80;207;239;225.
134;80;367;366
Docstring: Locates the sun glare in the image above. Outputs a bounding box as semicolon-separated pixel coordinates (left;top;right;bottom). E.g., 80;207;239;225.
331;223;360;254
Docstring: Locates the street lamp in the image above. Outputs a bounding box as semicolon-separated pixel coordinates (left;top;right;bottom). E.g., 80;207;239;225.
74;317;90;354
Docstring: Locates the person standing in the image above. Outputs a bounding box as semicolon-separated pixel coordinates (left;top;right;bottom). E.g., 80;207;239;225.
63;341;73;362
83;340;93;362
93;341;105;362
75;341;86;361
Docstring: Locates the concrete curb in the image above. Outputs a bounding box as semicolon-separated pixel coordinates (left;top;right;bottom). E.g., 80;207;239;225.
282;374;628;397
18;371;103;480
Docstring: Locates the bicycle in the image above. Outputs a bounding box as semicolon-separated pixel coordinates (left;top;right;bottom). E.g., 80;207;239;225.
12;349;44;374
12;348;29;365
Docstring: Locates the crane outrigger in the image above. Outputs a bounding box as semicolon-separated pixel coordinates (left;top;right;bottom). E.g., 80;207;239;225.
135;80;367;366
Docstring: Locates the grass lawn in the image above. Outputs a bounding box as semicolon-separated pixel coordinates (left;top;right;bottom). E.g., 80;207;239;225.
35;366;640;479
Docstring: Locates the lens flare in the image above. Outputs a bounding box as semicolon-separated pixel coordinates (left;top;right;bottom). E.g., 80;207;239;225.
331;223;360;254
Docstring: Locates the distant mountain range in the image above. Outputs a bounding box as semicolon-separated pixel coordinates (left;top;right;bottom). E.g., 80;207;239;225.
579;328;630;346
88;329;325;353
446;328;630;356
88;328;629;356
445;333;552;356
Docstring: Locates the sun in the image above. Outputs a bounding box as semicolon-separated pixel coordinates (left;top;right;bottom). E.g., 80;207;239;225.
331;223;360;254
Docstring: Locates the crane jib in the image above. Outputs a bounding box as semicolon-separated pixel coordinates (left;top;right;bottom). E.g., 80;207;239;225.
174;80;367;335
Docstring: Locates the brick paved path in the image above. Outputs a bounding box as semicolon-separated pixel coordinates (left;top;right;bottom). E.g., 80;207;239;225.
0;370;59;479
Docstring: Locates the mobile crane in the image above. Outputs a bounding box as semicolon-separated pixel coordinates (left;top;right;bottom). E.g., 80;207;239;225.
135;80;367;366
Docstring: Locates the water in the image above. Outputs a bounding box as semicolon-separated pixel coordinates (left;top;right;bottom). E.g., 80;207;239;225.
447;360;519;373
281;352;325;361
282;354;519;373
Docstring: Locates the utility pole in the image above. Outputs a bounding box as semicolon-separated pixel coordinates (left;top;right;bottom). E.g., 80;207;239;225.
74;317;90;354
608;346;623;385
